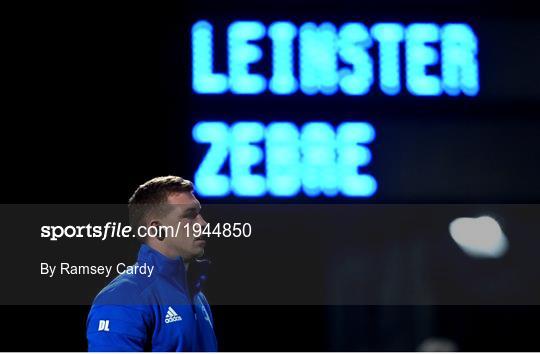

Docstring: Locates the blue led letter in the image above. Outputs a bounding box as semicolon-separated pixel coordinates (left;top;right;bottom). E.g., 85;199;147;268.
230;122;266;196
228;21;267;94
192;21;228;94
441;24;479;96
268;22;298;95
192;122;230;196
299;23;339;95
265;122;301;196
300;122;338;196
336;122;377;196
371;23;405;95
338;23;374;95
405;23;442;96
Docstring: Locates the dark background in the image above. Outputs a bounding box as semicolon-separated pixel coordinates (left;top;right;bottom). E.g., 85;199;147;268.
3;0;540;351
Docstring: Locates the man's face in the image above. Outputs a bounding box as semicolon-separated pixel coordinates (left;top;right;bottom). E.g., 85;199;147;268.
157;191;207;261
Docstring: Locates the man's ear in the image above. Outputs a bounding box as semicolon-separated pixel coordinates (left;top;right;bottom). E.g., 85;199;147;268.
149;220;165;241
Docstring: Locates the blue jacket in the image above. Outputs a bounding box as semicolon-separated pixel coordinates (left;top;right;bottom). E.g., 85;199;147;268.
87;244;217;351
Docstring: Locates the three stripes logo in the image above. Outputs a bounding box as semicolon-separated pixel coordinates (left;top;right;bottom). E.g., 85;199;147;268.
165;306;182;323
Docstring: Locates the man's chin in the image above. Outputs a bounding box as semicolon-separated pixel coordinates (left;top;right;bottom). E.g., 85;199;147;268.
194;247;205;258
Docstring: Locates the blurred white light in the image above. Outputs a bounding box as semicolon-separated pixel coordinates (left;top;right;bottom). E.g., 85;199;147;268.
449;216;508;258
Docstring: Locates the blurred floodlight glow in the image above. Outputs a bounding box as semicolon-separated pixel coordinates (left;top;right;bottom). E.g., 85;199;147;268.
449;216;508;258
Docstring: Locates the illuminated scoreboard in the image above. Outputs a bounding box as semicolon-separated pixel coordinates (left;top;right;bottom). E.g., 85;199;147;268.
189;19;481;198
193;121;376;197
192;21;479;96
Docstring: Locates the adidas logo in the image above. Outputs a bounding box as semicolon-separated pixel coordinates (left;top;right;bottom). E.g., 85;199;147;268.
165;306;182;323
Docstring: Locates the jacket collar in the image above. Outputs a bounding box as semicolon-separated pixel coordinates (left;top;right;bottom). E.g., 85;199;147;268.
137;244;186;277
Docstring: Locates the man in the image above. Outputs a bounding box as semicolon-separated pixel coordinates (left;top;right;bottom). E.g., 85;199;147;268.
87;176;217;351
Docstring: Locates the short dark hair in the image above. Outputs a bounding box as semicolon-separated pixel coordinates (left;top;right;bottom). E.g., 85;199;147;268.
128;176;193;240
